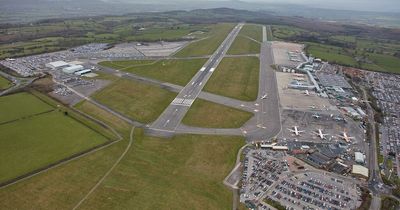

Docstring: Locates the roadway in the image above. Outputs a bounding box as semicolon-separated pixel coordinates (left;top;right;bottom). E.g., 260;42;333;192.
0;71;35;96
147;23;244;137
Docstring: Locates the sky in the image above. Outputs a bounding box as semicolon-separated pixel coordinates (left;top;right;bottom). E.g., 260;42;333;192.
111;0;400;13
239;0;400;12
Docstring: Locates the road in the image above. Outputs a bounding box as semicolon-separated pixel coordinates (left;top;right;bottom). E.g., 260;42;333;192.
0;71;35;96
147;23;244;137
361;88;386;210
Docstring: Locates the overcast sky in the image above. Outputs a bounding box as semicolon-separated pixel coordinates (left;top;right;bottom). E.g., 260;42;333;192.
240;0;400;12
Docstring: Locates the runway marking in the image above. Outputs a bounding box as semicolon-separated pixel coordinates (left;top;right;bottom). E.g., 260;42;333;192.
210;68;215;72
200;67;206;72
199;82;202;86
171;98;194;107
191;82;195;85
163;120;170;127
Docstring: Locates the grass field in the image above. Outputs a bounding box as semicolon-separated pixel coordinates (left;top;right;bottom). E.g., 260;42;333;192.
228;36;260;55
0;111;108;183
99;60;155;70
0;132;130;209
93;79;176;123
99;58;207;86
239;24;262;42
204;56;259;101
0;98;244;209
306;43;358;66
175;23;235;57
271;25;400;73
366;53;400;73
0;92;54;123
0;75;12;90
77;129;244;210
182;99;253;128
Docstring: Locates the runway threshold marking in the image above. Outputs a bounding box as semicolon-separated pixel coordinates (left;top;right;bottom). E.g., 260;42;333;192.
171;98;194;107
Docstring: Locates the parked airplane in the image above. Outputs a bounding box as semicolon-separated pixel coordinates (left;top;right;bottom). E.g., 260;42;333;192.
312;114;321;119
288;126;304;136
309;105;317;110
304;90;310;96
261;94;268;99
338;131;355;143
313;129;329;139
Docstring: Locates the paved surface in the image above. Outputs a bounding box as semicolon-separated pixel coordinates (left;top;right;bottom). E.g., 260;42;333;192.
0;71;35;96
147;23;244;137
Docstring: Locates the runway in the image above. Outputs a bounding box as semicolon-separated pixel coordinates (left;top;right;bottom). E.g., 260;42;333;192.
147;23;244;137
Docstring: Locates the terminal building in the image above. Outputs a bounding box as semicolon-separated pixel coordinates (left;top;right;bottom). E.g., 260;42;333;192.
46;61;69;69
63;65;84;74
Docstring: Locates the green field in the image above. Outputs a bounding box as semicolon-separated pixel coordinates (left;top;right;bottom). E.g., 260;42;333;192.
93;79;177;123
99;60;155;69
271;25;308;40
0;128;243;209
0;75;12;90
0;94;244;209
0;130;130;209
0;111;108;183
204;56;259;101
228;36;260;55
306;43;358;66
175;23;235;57
366;53;400;73
182;99;253;128
99;58;207;86
0;92;110;183
271;25;400;73
239;24;262;42
0;92;54;123
78;129;244;209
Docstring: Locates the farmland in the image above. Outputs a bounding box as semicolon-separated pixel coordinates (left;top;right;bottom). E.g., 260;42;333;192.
271;25;400;73
204;56;259;101
0;92;54;123
0;92;109;184
182;99;253;128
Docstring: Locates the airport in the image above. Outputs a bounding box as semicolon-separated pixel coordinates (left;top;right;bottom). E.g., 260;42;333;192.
0;19;398;210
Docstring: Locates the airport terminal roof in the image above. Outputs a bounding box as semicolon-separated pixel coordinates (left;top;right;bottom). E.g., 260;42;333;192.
46;61;69;68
